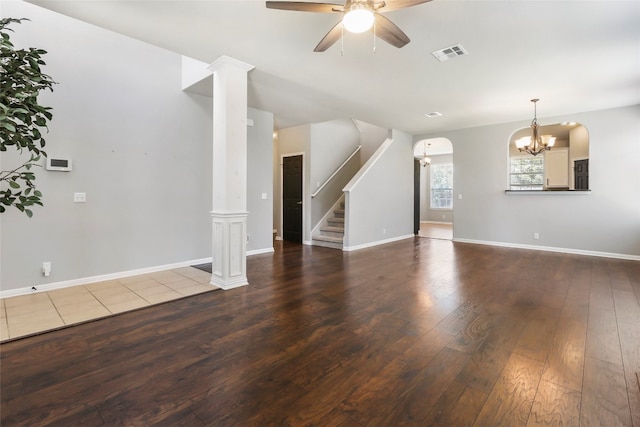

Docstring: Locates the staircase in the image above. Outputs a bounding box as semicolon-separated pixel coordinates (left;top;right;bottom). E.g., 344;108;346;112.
312;201;345;250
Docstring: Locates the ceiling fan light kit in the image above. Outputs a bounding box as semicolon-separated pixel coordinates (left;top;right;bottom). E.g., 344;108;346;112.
343;6;375;33
265;0;433;52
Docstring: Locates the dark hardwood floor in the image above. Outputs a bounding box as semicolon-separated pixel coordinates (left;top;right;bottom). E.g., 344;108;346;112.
2;239;639;426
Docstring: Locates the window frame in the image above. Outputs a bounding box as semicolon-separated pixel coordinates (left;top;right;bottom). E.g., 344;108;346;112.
509;155;544;191
429;163;453;210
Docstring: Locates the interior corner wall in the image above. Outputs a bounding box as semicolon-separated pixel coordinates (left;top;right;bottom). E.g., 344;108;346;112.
416;104;640;257
344;130;414;249
0;2;272;291
247;108;274;253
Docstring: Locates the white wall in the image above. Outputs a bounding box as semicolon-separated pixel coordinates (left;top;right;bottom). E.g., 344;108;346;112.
309;119;360;194
343;130;415;250
416;105;640;258
0;2;274;292
354;120;390;165
247;108;275;253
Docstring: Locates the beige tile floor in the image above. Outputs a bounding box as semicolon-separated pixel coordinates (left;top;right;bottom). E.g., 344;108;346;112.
419;222;453;240
0;266;216;342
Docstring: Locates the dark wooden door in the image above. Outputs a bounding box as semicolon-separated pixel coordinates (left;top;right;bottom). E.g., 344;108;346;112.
574;159;589;190
283;155;303;243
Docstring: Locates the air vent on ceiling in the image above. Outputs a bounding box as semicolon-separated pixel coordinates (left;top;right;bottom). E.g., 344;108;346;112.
431;44;468;63
425;112;443;118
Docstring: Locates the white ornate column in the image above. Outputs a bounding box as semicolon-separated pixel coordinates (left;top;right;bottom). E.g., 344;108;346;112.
208;56;254;289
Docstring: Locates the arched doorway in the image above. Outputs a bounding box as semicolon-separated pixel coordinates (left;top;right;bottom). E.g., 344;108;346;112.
413;137;454;240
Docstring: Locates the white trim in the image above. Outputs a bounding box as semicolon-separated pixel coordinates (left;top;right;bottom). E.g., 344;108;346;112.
504;190;591;195
0;257;213;299
247;247;275;256
421;220;453;225
275;236;283;241
452;238;640;261
0;248;281;299
212;276;248;290
303;240;313;246
207;55;255;73
343;234;414;252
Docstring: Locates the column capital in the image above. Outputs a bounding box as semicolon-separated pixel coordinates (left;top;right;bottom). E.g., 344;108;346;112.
207;55;254;73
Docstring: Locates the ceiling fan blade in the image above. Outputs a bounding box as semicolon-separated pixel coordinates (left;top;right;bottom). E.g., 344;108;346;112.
374;14;410;48
378;0;432;12
314;21;343;52
266;1;343;13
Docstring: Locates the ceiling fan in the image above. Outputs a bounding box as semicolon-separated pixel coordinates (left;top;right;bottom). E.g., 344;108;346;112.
265;0;433;52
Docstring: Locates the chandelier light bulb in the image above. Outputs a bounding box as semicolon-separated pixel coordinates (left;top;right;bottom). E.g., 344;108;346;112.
343;8;374;33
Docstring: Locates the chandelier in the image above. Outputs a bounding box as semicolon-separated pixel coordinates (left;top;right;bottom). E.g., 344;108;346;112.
419;143;431;167
515;99;556;156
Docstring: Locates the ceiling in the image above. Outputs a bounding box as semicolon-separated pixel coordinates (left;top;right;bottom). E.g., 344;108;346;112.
27;0;640;135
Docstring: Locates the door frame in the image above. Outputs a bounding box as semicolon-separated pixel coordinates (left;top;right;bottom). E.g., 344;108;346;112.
280;152;306;243
413;138;454;240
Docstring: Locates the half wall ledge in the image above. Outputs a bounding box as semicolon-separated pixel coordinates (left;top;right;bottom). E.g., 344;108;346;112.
504;190;592;195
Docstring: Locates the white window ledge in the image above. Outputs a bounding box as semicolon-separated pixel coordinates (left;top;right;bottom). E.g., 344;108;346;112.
505;190;591;195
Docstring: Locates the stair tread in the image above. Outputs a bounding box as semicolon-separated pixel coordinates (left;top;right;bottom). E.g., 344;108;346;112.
320;226;344;233
313;235;343;243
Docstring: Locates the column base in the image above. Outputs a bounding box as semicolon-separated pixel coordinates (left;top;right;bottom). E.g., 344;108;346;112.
211;211;248;290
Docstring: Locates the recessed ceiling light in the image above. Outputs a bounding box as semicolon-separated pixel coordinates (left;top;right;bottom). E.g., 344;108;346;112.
425;112;443;118
432;44;468;63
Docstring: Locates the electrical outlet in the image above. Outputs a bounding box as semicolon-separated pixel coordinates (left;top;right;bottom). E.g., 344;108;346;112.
73;192;86;203
42;261;52;276
533;232;540;240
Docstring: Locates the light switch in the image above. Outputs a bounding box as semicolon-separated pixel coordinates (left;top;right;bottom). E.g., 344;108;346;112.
261;193;268;200
457;194;463;200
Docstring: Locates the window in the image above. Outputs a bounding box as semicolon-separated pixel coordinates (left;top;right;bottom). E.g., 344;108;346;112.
510;156;543;190
430;163;453;209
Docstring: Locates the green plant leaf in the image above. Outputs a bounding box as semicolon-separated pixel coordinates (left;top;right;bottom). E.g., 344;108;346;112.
0;17;55;218
1;121;16;132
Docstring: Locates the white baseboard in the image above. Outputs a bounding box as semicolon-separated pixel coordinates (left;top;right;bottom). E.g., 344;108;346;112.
421;221;453;225
1;248;276;299
0;257;213;299
453;238;640;261
343;234;414;252
247;247;275;256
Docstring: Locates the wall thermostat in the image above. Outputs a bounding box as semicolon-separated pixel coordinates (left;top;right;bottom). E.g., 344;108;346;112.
46;157;72;172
